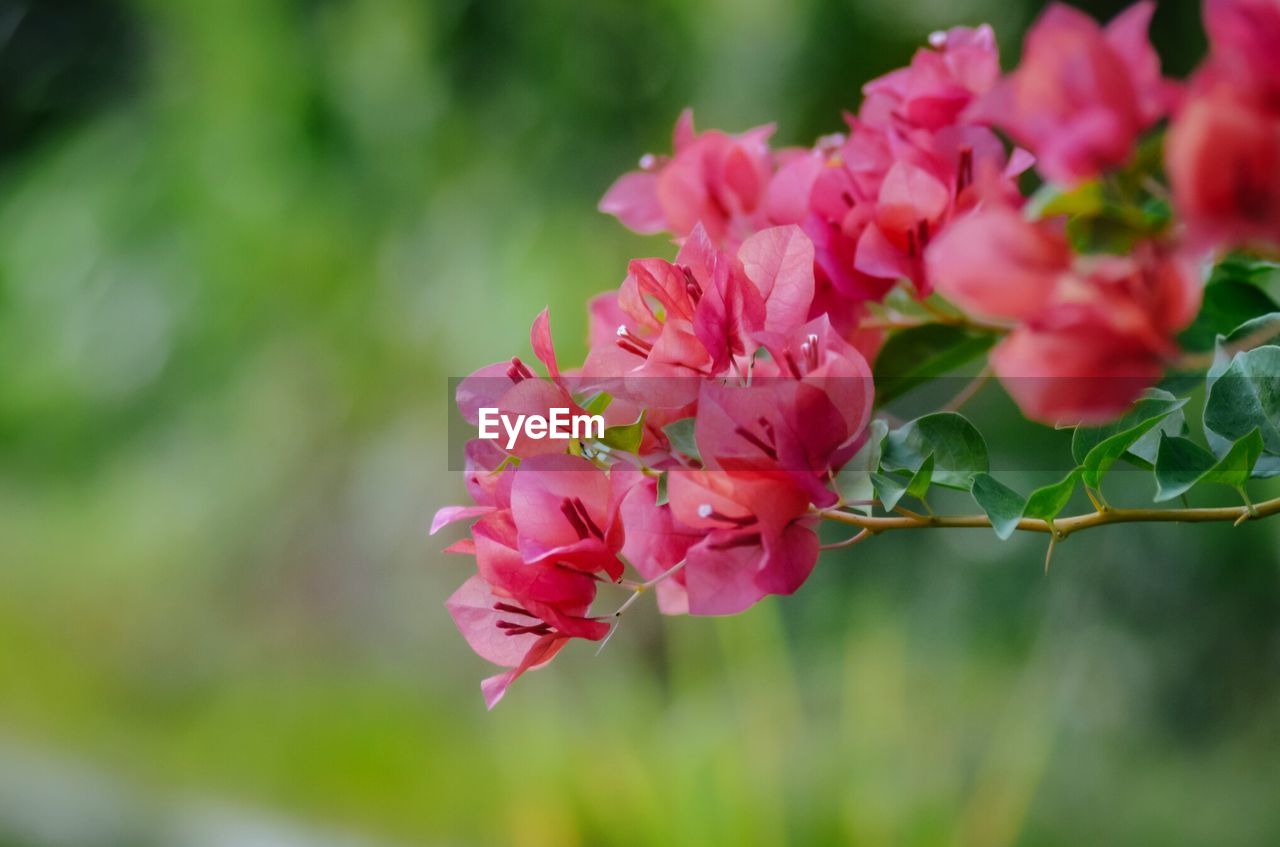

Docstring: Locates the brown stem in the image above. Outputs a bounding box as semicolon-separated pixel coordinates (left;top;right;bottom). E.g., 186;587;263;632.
816;494;1280;541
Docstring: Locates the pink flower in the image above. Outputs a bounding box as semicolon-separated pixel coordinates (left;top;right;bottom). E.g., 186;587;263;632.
510;454;639;581
989;248;1201;425
618;478;702;615
667;470;820;615
1169;96;1280;250
862;25;1001;131
854;160;952;291
1166;0;1280;252
971;2;1171;185
455;309;590;458
582;224;816;405
1202;0;1280;102
446;513;612;708
599;109;775;245
926;204;1072;320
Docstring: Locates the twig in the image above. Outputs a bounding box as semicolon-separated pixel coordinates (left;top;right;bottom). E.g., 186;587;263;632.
942;367;992;413
820;528;873;550
816;494;1280;540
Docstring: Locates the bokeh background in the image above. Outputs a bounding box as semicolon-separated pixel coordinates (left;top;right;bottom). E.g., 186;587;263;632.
3;0;1279;844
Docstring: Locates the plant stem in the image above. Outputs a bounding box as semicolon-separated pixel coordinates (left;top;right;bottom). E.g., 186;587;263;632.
816;494;1280;541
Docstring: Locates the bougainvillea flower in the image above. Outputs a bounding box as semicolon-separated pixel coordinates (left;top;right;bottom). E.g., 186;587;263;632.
1202;0;1280;101
666;470;820;615
582;223;817;403
510;454;639;580
854;160;952;291
862;25;1001;131
617;478;702;615
454;309;591;457
471;513;610;641
1166;87;1280;254
989;247;1201;424
599;109;776;245
970;2;1170;185
926;205;1072;320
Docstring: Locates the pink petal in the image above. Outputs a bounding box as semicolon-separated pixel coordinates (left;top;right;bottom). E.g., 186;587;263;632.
673;108;697;152
430;505;494;535
446;576;541;668
684;537;768;616
737;225;816;335
530;307;560;380
480;633;567;709
599;171;666;235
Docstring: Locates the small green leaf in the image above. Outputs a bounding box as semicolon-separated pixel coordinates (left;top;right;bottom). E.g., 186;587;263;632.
1208;428;1264;488
655;472;669;506
1023;469;1081;521
832;419;888;515
601;410;646;453
1154;429;1264;501
662;418;700;463
871;472;910;512
882;412;989;490
1071;389;1187;464
1203;346;1280;455
581;391;613;416
1072;390;1189;489
1152;434;1218;502
1127;403;1188;468
1028;180;1105;219
873;324;997;405
970;473;1026;540
905;454;934;501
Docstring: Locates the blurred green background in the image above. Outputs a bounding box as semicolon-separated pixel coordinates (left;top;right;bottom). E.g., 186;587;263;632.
3;0;1278;845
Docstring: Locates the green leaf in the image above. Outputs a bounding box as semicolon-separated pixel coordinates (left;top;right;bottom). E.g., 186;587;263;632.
832;419;888;515
904;454;934;503
1071;388;1187;464
662;418;700;463
1178;282;1280;352
871;472;910;512
1203;346;1280;455
1027;180;1105;219
1070;389;1189;489
1022;469;1081;522
1209;428;1264;488
873;324;997;405
882;412;989;490
1127;403;1188;468
655;472;669;506
581;391;613;416
1209;254;1280;287
970;473;1026;540
600;410;646;453
1152;434;1218;502
1154;429;1263;501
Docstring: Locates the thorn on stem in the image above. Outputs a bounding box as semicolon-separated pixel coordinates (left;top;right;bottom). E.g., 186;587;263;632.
1044;536;1058;575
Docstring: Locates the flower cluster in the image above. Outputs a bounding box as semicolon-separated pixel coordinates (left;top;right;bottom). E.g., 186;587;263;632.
1167;0;1280;253
435;1;1280;706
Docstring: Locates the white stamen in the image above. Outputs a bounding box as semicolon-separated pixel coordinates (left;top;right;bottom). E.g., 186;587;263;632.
697;504;714;519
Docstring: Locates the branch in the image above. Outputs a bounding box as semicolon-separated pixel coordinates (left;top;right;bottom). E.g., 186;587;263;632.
817;494;1280;541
